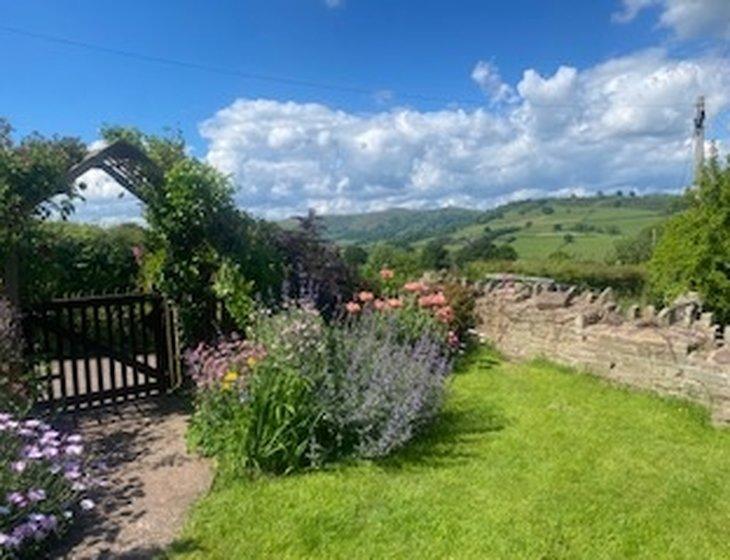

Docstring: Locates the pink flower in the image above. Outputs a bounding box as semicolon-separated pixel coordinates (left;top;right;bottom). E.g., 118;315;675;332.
373;299;387;311
345;301;362;314
387;298;403;309
358;291;375;303
436;305;455;324
379;268;395;280
418;292;448;308
403;281;425;293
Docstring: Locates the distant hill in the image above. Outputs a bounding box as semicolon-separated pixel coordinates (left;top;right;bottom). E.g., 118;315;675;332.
281;207;483;245
284;193;685;262
418;193;685;261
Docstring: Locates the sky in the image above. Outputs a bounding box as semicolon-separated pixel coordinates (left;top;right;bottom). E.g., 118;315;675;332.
2;0;730;222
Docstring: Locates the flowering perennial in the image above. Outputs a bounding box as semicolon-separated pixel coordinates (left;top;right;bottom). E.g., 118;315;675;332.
184;336;267;390
0;413;95;557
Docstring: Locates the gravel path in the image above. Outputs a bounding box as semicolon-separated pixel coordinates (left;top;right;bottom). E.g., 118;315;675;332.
51;397;213;559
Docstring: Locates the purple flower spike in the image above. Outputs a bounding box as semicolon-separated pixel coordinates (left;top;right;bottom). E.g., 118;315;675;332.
7;492;26;508
28;488;46;502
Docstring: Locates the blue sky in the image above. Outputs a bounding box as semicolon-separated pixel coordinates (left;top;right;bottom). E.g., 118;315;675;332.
2;0;730;221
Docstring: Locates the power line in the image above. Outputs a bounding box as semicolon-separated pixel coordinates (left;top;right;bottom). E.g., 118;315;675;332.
0;24;482;106
0;24;715;111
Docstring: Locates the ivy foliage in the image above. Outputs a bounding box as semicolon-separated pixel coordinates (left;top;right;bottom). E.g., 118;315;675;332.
99;126;284;342
649;157;730;324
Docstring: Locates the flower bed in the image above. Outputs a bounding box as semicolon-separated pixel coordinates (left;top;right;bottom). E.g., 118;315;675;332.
0;413;95;558
185;275;471;475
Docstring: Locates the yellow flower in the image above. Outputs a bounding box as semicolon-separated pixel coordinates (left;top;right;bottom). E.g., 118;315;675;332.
247;356;258;368
221;370;238;390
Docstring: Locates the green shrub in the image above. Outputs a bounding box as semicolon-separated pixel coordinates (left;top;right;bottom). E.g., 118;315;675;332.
612;224;663;264
362;243;423;286
649;159;730;324
187;303;328;474
20;222;143;301
453;235;517;266
420;239;450;271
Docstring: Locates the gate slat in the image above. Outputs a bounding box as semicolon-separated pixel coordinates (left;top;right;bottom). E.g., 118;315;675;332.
66;305;81;407
115;300;130;400
79;304;94;406
105;303;119;404
55;307;69;408
92;303;106;405
129;299;140;394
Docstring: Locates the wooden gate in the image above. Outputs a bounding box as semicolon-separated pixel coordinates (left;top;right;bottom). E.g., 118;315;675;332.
24;293;180;411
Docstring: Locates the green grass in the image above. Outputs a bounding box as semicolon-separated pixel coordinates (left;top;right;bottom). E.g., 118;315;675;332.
169;348;730;559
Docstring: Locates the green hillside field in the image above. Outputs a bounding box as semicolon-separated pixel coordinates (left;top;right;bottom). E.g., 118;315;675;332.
304;194;682;262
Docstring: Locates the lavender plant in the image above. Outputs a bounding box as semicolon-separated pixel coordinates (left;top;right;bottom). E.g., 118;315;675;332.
323;312;452;458
0;413;95;558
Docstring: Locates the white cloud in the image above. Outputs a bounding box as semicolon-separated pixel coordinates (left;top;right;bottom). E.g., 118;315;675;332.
324;0;343;8
471;61;516;104
614;0;730;39
197;49;730;218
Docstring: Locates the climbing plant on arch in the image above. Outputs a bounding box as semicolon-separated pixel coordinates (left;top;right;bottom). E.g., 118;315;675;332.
92;126;285;343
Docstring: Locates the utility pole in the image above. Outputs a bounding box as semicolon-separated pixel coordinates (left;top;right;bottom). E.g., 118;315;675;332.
693;95;706;186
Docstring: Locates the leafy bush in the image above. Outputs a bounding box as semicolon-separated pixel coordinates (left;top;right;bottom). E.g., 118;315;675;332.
187;303;328;473
612;224;664;264
420;239;450;271
20;222;143;302
649;158;730;324
0;414;95;557
454;235;517;266
277;211;356;319
361;244;422;287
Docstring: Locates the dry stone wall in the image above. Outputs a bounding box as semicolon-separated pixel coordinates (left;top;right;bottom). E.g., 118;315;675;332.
474;277;730;425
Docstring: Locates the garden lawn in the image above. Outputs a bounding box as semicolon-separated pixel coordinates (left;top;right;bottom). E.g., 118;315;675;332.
168;348;730;559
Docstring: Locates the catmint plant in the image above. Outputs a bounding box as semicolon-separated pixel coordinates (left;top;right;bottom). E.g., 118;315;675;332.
322;312;452;458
